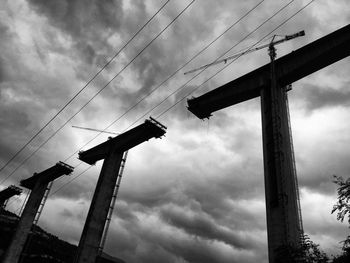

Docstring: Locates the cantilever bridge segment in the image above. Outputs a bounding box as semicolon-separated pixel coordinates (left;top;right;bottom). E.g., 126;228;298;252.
0;185;22;209
75;117;166;263
3;161;73;263
187;24;350;263
188;24;350;118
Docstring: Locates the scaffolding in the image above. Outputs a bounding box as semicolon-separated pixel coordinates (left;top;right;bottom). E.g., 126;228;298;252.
98;151;128;255
284;85;304;238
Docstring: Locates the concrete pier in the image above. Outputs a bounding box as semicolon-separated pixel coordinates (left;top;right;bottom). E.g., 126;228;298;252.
2;162;73;263
0;185;22;209
260;84;303;261
3;180;48;263
75;118;166;263
187;24;350;262
74;151;124;263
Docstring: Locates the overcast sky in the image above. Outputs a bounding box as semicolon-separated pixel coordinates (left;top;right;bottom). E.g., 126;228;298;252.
1;0;350;262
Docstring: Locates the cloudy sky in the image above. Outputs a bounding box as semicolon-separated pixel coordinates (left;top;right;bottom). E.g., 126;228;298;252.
1;0;350;262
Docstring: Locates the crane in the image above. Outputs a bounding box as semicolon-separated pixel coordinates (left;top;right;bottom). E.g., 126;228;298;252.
183;30;305;75
72;125;127;254
72;125;120;135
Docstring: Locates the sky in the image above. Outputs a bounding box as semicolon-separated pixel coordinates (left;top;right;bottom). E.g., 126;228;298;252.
0;0;349;262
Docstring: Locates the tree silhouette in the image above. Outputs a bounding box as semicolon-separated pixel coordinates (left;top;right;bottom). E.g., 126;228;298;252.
331;175;350;262
275;234;328;263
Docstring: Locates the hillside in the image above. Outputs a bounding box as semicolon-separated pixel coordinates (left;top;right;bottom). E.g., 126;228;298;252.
0;209;125;263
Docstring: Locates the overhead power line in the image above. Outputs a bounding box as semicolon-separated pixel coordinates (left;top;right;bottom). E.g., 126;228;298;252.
156;0;316;119
62;0;266;163
0;0;171;180
25;0;315;204
123;0;296;130
49;0;266;198
21;1;317;220
0;0;195;186
49;0;300;198
50;166;92;197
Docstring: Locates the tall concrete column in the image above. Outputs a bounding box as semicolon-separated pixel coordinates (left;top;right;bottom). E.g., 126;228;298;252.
75;118;166;263
260;83;302;263
2;181;47;263
186;25;350;263
75;148;124;263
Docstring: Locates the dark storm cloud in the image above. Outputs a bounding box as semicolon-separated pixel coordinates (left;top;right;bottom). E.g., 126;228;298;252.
0;12;76;122
27;0;124;65
0;0;121;184
113;42;179;109
122;0;243;100
158;239;234;263
112;208;255;263
0;20;15;84
27;0;243;118
24;0;266;122
119;156;264;212
120;177;266;232
52;178;94;201
296;153;350;195
28;0;123;31
59;208;74;218
178;176;266;232
109;160;266;261
295;82;350;112
97;110;267;261
26;0;188;115
2;1;349;262
0;106;30;138
0;57;7;84
0;18;40;181
289;79;350;195
118;215;261;263
160;206;254;249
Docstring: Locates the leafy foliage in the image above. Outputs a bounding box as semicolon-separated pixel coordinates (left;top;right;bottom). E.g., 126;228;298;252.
331;175;350;224
275;235;328;263
331;175;350;262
